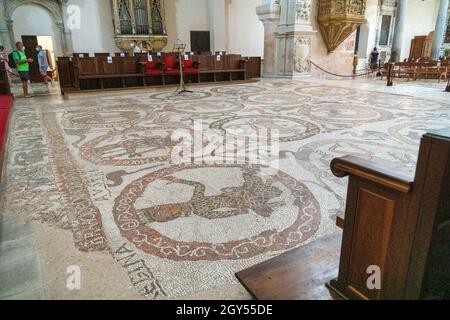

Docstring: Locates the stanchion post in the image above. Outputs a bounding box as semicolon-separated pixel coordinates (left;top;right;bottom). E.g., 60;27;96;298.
387;63;394;87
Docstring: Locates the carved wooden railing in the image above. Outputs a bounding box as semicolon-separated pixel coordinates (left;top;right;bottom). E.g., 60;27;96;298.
328;128;450;300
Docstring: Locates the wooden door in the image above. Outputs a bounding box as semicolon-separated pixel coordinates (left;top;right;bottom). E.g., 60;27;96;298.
190;31;210;54
21;35;41;82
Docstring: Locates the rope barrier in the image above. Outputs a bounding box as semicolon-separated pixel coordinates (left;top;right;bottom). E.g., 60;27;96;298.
310;60;378;78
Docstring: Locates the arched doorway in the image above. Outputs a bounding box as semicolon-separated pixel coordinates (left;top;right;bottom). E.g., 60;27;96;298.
10;3;61;82
4;0;73;82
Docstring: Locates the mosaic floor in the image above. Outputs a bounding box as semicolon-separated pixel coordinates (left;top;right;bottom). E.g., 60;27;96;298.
2;79;450;299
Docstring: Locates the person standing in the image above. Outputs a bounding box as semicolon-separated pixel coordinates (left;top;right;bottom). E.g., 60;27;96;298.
36;45;53;84
0;45;12;87
131;40;142;55
370;47;380;70
13;42;33;98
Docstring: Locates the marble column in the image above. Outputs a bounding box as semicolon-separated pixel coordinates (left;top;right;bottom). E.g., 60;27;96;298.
256;1;281;77
6;19;15;48
0;0;13;51
431;0;449;60
61;0;74;56
391;0;407;62
275;0;315;78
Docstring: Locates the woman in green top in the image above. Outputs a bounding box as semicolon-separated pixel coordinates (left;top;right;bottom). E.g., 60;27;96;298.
13;41;34;98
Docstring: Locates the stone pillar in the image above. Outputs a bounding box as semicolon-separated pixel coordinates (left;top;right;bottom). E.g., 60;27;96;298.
61;0;74;56
6;19;15;48
275;0;315;78
256;1;281;77
391;0;407;62
0;1;13;52
56;22;73;56
291;0;315;77
431;0;449;60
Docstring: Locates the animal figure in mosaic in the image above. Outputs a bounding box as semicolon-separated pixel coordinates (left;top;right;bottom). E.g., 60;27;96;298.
96;133;174;158
138;171;286;222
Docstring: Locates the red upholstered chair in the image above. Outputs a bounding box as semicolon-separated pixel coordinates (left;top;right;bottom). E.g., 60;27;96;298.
163;54;180;75
182;55;199;74
146;58;163;75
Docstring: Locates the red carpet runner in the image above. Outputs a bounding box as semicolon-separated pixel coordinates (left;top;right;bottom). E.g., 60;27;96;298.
0;94;13;161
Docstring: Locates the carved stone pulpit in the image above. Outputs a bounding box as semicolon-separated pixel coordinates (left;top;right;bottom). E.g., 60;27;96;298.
318;0;367;52
112;0;168;52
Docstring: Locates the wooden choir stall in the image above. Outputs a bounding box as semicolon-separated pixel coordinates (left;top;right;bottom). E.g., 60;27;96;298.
57;52;261;93
0;64;10;95
237;128;450;300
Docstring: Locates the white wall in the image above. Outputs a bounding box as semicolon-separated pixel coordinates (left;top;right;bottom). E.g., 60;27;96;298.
363;0;380;58
67;0;118;53
9;0;263;57
11;3;62;56
228;0;264;57
165;0;210;52
401;0;440;60
165;0;263;56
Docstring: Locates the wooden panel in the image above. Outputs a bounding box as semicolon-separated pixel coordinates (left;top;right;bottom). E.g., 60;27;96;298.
226;54;242;69
329;127;450;300
214;55;225;70
56;57;74;88
410;36;426;59
246;57;261;79
236;232;342;300
98;57;119;75
22;35;41;82
77;58;98;76
193;55;208;71
190;31;211;54
94;52;110;58
120;57;139;74
347;188;394;300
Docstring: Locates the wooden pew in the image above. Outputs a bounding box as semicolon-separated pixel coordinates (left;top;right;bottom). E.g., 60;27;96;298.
56;57;75;91
439;61;449;82
393;62;418;80
415;61;440;80
236;128;450;300
328;128;450;300
389;60;450;82
63;52;261;92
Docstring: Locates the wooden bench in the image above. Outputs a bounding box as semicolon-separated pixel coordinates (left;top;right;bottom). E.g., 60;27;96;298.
386;60;450;82
393;62;418;80
236;128;450;300
59;52;259;92
328;128;450;300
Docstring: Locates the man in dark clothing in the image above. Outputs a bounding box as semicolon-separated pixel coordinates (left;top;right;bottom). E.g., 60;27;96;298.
370;47;380;70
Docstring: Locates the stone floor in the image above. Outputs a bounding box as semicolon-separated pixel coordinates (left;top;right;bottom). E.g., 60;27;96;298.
1;77;449;300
